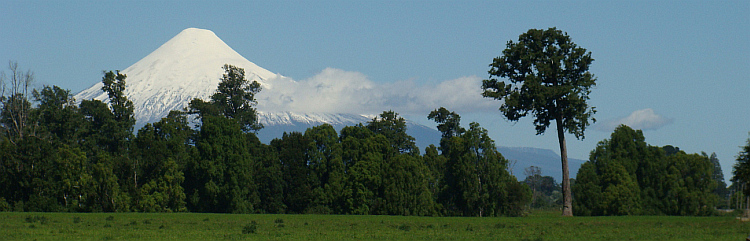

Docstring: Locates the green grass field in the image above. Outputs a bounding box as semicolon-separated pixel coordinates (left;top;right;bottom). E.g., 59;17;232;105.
2;211;748;240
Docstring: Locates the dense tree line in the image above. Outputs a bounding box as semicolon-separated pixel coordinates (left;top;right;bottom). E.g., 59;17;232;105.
573;125;724;216
1;61;734;216
0;63;530;216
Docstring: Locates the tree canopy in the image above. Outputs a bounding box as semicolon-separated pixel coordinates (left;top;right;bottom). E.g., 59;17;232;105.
481;28;596;139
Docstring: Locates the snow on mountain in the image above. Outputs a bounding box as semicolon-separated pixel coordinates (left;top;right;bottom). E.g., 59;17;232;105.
255;111;440;149
255;112;371;142
72;27;580;166
257;111;373;126
73;27;441;147
75;28;280;125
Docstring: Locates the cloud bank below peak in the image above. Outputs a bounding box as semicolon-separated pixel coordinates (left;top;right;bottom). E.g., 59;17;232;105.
256;68;497;115
593;108;674;132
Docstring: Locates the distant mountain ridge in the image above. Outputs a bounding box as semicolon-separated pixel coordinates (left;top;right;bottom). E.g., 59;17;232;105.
256;111;440;149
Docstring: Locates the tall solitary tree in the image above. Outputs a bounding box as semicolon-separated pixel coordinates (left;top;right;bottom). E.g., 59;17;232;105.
482;28;596;216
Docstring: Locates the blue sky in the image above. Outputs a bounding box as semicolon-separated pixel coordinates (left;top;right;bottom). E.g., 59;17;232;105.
2;1;748;182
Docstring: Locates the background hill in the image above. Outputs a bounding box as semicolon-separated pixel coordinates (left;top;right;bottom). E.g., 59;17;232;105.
498;146;584;182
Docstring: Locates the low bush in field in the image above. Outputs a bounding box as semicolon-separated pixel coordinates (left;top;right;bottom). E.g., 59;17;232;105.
242;221;257;234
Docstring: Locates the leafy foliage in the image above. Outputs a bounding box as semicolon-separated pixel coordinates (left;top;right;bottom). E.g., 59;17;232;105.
431;107;530;217
305;124;346;214
272;132;316;214
185;115;260;213
210;64;263;132
573;125;718;216
100;70;134;154
131;111;191;212
481;28;596;139
32;86;82;145
366;110;418;155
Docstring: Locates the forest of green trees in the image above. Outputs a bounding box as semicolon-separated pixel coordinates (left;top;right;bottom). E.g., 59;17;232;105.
1;62;741;216
3;27;746;217
0;63;533;216
572;125;730;216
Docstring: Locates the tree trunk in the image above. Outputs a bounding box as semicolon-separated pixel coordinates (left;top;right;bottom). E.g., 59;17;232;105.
556;118;573;216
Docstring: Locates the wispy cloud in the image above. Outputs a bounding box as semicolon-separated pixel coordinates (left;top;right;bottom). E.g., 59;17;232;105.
257;68;496;115
593;108;673;132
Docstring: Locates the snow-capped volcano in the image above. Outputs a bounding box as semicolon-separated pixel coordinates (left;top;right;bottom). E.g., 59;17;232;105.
74;28;370;127
74;28;440;146
75;28;282;125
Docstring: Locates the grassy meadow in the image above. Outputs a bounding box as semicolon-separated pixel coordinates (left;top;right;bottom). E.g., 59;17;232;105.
2;211;749;240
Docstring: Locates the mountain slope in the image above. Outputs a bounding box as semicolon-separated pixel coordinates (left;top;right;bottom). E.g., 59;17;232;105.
74;28;279;125
73;28;441;147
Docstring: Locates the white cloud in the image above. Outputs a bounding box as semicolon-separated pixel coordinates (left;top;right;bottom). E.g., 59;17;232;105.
256;68;497;115
594;108;673;132
407;76;498;113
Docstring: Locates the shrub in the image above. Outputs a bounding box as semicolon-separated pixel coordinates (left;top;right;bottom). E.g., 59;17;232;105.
242;221;257;234
0;198;10;211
